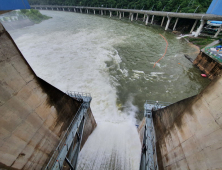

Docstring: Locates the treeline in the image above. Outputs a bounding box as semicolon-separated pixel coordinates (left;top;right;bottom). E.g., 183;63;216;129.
28;0;212;13
20;9;51;23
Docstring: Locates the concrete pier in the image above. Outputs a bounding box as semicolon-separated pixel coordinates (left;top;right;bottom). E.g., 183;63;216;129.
173;18;179;31
165;17;171;30
151;15;154;24
190;19;198;33
136;13;138;20
161;16;165;27
195;20;206;37
143;14;146;22
109;11;112;17
119;12;121;19
145;15;149;26
131;13;134;21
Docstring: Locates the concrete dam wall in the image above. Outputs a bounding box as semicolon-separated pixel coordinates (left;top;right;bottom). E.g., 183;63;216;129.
193;51;222;80
151;70;222;169
0;23;96;169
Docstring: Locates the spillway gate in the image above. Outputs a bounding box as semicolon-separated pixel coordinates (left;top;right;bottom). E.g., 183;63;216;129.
44;92;92;170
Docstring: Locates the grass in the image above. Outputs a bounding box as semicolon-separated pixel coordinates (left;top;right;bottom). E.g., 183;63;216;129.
186;35;222;48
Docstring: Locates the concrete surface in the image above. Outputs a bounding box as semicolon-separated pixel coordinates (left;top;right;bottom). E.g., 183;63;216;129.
153;70;222;170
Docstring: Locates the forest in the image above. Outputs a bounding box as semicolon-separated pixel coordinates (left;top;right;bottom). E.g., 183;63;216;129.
28;0;212;13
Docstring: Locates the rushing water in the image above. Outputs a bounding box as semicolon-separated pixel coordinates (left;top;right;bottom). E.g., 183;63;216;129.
8;10;209;170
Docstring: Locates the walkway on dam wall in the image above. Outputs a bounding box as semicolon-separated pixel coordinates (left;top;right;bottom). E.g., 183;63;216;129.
31;5;222;37
0;22;96;169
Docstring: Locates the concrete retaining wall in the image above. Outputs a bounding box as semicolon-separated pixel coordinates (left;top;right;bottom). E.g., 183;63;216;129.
153;70;222;169
0;23;96;169
193;51;222;80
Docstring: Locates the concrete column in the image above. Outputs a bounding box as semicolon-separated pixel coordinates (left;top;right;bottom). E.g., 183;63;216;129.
105;10;106;15
161;17;165;27
143;14;146;22
119;12;121;19
94;10;95;15
110;11;112;17
81;9;82;13
214;25;222;38
129;13;131;20
101;10;103;15
57;8;58;10
117;11;118;17
74;8;76;12
63;8;64;11
194;20;206;37
190;19;198;33
123;12;124;18
151;15;154;24
165;17;172;30
131;13;134;21
145;15;149;25
136;13;138;20
68;8;70;12
173;18;179;31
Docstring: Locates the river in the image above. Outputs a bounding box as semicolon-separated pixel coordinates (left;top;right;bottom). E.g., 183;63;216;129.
8;10;209;170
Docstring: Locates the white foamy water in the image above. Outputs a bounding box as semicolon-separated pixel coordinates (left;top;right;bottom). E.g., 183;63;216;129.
10;11;141;170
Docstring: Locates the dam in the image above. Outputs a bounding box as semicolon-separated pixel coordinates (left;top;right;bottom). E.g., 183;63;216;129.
1;2;222;170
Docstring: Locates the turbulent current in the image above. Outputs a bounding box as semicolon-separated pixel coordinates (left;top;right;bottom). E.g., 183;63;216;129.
8;10;209;170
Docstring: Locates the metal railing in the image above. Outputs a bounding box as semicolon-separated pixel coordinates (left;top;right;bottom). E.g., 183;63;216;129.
67;91;92;102
140;100;170;170
145;100;171;111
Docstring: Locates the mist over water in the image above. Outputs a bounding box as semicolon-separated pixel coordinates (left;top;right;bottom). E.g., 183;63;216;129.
8;10;209;170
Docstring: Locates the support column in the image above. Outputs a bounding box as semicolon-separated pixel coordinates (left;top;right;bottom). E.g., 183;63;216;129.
80;9;82;13
129;13;131;20
68;8;70;12
194;20;206;37
136;13;138;20
151;15;154;24
117;11;118;17
63;8;64;11
94;10;95;15
173;18;179;31
105;10;106;15
110;11;112;17
74;8;76;12
101;10;103;15
119;12;121;19
57;8;58;10
161;17;165;27
145;15;149;26
143;14;146;22
190;19;198;33
123;12;124;18
165;17;171;30
131;13;134;21
214;24;222;38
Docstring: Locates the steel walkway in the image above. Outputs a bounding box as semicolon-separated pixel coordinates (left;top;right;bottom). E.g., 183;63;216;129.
44;92;92;170
140;101;170;170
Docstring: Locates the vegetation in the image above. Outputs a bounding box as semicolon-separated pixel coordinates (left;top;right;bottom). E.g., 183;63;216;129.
186;36;222;48
28;0;212;13
19;9;51;23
